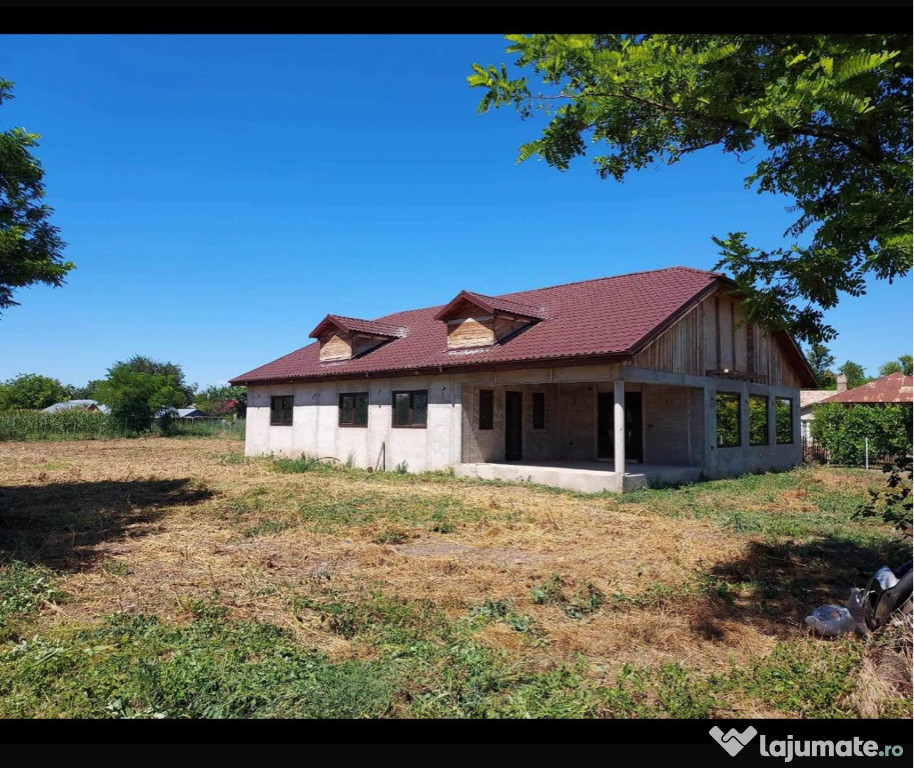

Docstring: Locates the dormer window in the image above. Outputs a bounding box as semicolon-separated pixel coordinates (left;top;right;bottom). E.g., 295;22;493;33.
309;315;403;362
434;290;544;351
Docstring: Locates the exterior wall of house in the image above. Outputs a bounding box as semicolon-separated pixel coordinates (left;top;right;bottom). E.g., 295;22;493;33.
245;375;462;472
629;291;804;388
641;385;705;466
245;361;803;485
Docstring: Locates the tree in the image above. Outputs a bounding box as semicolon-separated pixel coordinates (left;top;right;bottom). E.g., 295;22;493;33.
68;379;104;401
469;35;912;344
0;79;73;314
837;360;870;389
0;373;69;411
805;342;837;389
94;360;184;433
194;384;246;418
114;355;195;406
878;354;913;377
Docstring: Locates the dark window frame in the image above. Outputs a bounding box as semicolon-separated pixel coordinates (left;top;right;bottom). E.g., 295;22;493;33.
338;391;369;428
478;389;494;430
270;395;294;427
392;389;428;429
532;392;546;430
775;396;794;445
715;391;741;448
748;394;769;446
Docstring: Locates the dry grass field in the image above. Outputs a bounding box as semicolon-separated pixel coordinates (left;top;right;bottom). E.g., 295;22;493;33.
0;437;910;718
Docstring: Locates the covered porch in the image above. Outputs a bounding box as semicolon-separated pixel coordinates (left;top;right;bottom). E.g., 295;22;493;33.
457;374;706;493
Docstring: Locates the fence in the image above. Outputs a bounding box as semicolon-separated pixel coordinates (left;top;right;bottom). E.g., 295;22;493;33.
0;410;245;442
803;436;906;468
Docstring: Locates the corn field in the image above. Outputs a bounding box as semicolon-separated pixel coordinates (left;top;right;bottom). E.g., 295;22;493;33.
0;411;245;442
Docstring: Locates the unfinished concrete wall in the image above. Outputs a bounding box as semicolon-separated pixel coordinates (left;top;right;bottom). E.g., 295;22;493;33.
556;383;595;460
642;385;704;466
245;375;461;473
245;359;802;485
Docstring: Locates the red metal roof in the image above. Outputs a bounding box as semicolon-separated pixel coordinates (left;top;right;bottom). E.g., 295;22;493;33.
231;266;813;385
817;372;913;405
433;290;547;322
309;314;404;339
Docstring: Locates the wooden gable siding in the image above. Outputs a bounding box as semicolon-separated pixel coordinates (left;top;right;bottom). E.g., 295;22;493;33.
319;331;389;361
445;297;533;350
448;317;496;348
319;331;352;361
629;292;803;388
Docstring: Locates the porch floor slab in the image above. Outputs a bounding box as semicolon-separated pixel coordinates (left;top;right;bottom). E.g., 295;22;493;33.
454;460;702;493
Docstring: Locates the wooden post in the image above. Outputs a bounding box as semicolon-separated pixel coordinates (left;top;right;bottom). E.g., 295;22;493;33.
614;379;625;475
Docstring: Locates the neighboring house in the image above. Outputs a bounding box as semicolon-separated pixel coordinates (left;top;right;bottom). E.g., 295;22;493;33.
156;406;211;421
211;398;246;420
230;267;816;492
42;399;111;415
816;372;913;408
800;374;846;441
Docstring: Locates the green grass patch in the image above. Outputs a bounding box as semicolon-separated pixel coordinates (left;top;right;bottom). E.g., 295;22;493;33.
0;562;64;642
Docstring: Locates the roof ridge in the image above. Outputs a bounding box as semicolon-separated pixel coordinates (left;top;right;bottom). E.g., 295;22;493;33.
494;265;723;300
367;266;723;324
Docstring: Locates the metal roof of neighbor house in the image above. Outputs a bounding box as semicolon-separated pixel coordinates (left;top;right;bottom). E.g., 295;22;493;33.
231;266;816;386
800;389;837;410
42;399;111;414
156;407;210;419
817;372;913;405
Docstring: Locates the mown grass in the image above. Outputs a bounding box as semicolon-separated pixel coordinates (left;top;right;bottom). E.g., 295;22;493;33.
0;566;889;719
0;440;910;719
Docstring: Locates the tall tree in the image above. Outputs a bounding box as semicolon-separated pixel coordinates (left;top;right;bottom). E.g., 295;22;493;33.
879;355;913;377
469;35;912;343
94;359;184;433
0;373;69;411
0;79;73;314
838;360;870;389
116;355;195;406
805;342;837;389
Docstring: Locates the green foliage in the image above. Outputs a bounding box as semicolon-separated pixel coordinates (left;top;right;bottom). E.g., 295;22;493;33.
748;394;768;445
0;562;63;641
715;392;740;447
838;360;870;389
0;79;73;314
194;384;246;418
0;373;70;411
470;35;912;344
810;402;912;465
94;356;186;433
727;640;863;717
272;454;327;473
530;575;605;619
805;342;837;388
879;354;913;377
0;409;129;441
0;611;395;718
856;456;913;536
774;396;794;444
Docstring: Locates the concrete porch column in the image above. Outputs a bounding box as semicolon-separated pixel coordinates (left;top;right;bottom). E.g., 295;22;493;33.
613;379;625;475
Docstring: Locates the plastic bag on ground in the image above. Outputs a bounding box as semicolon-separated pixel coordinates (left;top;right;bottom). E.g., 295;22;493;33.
805;604;856;637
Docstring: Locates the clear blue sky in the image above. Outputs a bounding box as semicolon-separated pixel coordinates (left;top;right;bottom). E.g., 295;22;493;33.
1;34;910;390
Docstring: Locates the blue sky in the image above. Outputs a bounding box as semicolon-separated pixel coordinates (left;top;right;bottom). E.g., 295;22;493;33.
0;34;910;390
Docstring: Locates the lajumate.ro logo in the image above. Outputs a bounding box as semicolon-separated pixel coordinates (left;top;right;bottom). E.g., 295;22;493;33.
709;726;906;761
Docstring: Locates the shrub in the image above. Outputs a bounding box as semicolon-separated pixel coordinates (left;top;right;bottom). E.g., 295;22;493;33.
811;403;912;465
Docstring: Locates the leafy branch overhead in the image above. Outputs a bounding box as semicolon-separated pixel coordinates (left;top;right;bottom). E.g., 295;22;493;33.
469;35;912;343
0;79;73;314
